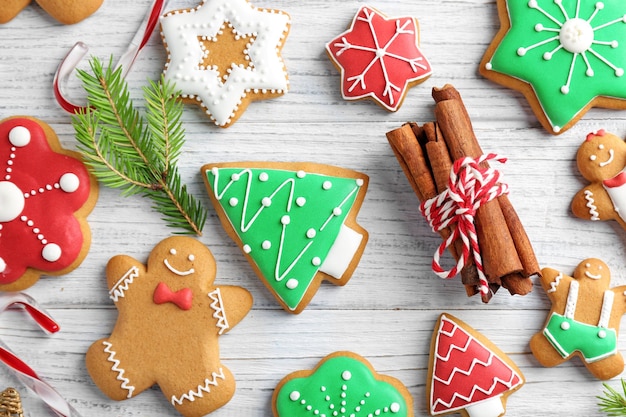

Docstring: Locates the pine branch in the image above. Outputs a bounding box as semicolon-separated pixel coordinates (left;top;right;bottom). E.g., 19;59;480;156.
598;380;626;416
72;57;206;235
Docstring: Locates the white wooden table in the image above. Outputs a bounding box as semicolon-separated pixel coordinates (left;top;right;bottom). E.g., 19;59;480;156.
1;0;624;415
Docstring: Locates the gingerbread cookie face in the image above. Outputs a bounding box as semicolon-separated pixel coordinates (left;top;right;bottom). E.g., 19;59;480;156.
0;0;103;24
427;314;524;417
326;6;432;112
86;236;253;416
273;351;413;417
530;258;626;380
160;0;290;127
571;130;626;230
202;162;369;314
0;117;98;292
480;0;626;134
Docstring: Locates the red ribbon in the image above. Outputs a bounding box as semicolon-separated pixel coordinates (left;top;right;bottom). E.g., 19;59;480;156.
420;153;509;298
153;282;193;310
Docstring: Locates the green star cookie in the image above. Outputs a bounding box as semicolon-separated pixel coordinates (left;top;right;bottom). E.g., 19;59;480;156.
480;0;626;134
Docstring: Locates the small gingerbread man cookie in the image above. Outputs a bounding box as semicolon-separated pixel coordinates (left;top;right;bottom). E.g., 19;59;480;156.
0;0;103;24
86;237;253;417
530;258;626;380
571;130;626;231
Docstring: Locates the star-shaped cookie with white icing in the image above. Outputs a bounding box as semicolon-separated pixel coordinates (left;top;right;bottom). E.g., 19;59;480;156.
160;0;290;127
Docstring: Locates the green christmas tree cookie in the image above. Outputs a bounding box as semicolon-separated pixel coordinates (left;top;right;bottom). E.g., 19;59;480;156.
272;351;413;417
202;162;368;313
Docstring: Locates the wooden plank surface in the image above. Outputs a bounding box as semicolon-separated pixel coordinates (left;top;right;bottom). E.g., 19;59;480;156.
1;0;625;415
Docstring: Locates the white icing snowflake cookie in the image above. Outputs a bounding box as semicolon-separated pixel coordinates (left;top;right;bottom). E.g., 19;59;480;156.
160;0;290;127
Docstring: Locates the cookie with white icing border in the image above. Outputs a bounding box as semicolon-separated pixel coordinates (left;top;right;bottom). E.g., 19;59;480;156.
86;236;253;417
427;313;524;417
0;116;98;292
480;0;626;134
571;129;626;230
530;258;626;380
326;6;432;112
160;0;290;127
273;351;414;417
202;162;368;314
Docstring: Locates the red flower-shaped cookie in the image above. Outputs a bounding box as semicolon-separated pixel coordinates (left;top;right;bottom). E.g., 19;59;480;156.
326;6;432;112
0;117;97;291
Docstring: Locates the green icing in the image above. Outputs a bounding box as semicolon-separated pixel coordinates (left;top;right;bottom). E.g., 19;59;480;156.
275;355;408;417
206;167;362;311
486;0;626;132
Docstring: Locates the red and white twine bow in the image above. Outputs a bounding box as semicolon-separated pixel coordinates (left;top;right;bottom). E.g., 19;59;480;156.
419;153;509;297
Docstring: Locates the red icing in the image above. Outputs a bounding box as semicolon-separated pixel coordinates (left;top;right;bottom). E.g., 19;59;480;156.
0;118;92;284
153;282;193;310
604;171;626;188
430;315;522;414
326;6;432;111
586;129;607;141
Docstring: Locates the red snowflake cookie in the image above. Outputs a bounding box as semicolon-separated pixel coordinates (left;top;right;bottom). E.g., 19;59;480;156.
326;6;432;112
0;117;98;291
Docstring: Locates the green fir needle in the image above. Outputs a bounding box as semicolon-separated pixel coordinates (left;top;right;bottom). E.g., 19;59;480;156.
598;380;626;416
71;57;206;235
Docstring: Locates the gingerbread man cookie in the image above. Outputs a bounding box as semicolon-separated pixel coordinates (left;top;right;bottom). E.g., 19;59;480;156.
86;237;253;416
571;130;626;231
530;258;626;380
0;0;103;24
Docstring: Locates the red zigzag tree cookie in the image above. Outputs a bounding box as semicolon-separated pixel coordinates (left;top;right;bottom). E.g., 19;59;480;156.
427;314;524;417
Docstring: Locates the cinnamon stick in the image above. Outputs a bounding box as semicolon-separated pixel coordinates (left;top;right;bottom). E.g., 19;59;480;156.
432;84;536;295
421;122;481;296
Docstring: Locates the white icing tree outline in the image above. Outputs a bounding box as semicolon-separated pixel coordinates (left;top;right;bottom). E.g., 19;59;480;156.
332;7;429;107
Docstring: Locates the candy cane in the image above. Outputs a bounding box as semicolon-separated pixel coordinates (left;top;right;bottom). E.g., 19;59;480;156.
53;0;170;113
419;153;509;297
0;293;83;417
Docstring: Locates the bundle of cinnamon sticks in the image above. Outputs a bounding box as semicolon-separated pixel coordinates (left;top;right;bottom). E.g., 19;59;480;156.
386;84;539;302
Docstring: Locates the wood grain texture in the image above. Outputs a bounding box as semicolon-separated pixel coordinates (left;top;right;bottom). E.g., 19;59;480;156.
1;0;625;416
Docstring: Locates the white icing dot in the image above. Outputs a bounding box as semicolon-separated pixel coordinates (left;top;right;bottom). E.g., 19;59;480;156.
286;278;298;289
312;257;321;266
341;370;351;381
390;403;401;413
243;244;252;254
0;181;25;222
289;391;300;401
229;197;239;207
59;173;80;193
281;215;290;225
322;181;332;190
296;197;306;207
170;248;177;255
296;170;306;178
259;172;269;182
356;179;364;186
211;167;219;175
306;228;316;238
262;240;271;250
262;197;272;207
42;243;62;262
8;126;30;147
598;329;607;339
0;257;6;273
333;207;342;216
561;321;571;330
231;173;240;181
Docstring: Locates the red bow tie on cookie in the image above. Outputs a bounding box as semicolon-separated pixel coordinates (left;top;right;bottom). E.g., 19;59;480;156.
604;171;626;188
153;282;192;310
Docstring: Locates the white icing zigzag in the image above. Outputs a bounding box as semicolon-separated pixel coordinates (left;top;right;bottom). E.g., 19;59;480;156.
102;341;135;399
584;190;600;220
109;266;140;302
171;368;226;405
208;288;229;335
432;373;520;410
547;272;563;293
